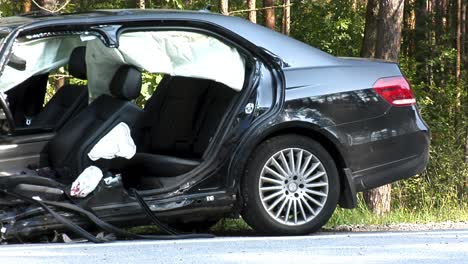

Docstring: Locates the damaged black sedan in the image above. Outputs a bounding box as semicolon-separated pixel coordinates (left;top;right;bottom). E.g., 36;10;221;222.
0;9;430;242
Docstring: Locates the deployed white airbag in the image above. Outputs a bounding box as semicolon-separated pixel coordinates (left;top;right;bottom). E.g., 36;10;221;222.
88;122;136;161
0;36;83;92
86;31;245;100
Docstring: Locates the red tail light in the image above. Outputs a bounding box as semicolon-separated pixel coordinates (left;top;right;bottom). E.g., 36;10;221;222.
373;76;416;106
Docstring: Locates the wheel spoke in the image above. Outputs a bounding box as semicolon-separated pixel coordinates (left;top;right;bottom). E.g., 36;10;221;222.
305;182;328;188
275;197;289;218
260;176;283;185
260;186;283;191
305;171;326;183
263;166;286;180
279;152;292;175
298;199;307;221
268;194;286;211
284;199;293;222
303;162;321;178
305;189;327;197
293;199;298;224
263;190;284;202
271;158;289;178
289;149;296;174
300;155;312;175
296;149;303;174
304;193;324;207
300;196;316;216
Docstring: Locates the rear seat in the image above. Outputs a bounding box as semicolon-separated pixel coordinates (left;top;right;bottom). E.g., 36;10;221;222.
31;47;89;130
120;76;237;178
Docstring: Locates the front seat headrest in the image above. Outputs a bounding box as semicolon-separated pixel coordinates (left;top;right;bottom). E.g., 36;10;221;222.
110;65;142;100
68;47;87;80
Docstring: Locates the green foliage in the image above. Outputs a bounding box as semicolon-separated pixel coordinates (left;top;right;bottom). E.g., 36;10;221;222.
397;53;468;210
290;0;366;56
0;0;22;16
135;71;163;108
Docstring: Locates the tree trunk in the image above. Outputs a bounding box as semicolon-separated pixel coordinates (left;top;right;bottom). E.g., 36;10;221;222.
414;0;429;84
464;4;468;166
465;127;468;163
282;0;291;35
363;184;392;215
465;2;468;69
247;0;256;23
263;0;276;30
361;0;380;57
23;0;32;13
362;0;405;215
456;0;462;83
219;0;228;15
375;0;405;62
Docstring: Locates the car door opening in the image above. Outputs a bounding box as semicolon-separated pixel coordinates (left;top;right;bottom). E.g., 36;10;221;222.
0;29;247;189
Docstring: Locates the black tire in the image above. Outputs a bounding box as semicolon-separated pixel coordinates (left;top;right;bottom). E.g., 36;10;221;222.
241;134;340;235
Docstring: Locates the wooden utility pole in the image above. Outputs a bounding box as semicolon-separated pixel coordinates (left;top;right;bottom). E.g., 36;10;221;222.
219;0;228;15
282;0;291;35
263;0;276;30
247;0;256;23
362;0;405;215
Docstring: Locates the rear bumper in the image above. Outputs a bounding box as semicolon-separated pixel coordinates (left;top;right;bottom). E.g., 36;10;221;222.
352;148;429;191
331;105;431;192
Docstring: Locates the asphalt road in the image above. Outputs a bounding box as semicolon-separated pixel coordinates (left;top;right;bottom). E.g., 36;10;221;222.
0;229;467;264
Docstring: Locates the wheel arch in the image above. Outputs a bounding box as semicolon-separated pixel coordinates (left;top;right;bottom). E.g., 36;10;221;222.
231;121;354;210
261;124;348;171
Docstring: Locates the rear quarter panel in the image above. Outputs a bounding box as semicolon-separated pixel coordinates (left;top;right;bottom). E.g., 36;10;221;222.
282;59;429;179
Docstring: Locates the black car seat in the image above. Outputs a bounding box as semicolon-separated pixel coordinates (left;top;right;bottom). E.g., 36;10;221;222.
120;76;237;179
30;47;89;129
46;65;143;183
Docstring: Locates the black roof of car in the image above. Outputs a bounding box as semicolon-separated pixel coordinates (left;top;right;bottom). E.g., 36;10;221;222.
0;9;338;68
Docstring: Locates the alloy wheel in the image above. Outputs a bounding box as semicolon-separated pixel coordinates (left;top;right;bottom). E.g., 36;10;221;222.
258;148;329;226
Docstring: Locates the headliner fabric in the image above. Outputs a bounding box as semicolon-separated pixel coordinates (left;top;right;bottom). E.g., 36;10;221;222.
86;31;245;100
0;36;83;92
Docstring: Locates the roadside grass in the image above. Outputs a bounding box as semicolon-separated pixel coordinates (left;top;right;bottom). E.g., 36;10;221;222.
211;201;467;233
210;207;468;234
129;199;467;235
325;193;468;227
326;204;468;227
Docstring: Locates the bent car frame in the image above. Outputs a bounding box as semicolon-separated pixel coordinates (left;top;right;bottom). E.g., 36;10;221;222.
0;9;430;242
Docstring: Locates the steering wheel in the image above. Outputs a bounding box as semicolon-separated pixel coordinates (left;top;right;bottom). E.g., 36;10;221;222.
0;92;16;133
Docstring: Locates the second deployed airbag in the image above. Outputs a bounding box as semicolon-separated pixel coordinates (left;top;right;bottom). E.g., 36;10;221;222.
88;122;136;161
